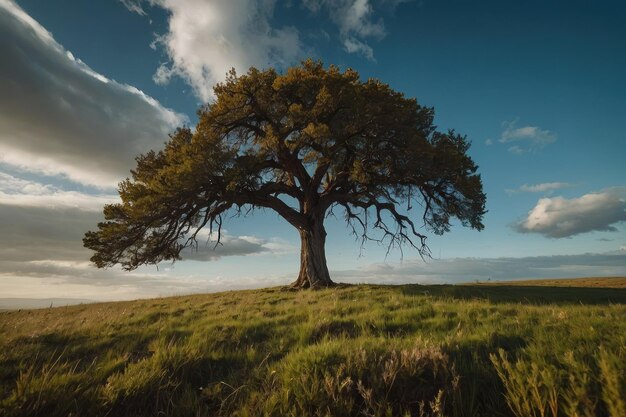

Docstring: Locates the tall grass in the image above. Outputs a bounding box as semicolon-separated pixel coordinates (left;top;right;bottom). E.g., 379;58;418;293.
1;282;625;416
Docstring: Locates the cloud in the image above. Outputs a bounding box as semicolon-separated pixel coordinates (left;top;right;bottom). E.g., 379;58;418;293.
119;0;146;16
0;262;293;303
303;0;386;60
0;201;297;302
127;0;302;102
0;172;117;210
515;189;626;238
121;1;404;97
180;232;296;261
0;1;186;188
500;119;557;154
0;228;294;306
506;182;573;194
0;264;191;302
4;249;625;305
333;252;626;284
0;204;102;262
0;192;295;264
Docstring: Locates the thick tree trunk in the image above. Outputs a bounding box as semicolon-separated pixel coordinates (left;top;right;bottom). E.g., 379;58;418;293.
291;221;334;289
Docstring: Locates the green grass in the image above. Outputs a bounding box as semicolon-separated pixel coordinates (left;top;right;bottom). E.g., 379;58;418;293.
1;279;625;416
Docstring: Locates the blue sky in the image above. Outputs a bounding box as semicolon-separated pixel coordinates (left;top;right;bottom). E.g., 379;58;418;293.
1;0;625;304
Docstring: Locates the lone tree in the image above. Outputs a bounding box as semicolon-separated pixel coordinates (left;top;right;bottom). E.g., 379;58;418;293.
84;60;486;288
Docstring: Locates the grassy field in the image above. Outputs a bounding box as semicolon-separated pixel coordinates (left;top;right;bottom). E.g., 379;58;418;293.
1;278;625;417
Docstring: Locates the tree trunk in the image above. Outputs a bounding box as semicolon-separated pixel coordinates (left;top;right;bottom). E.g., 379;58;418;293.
291;221;334;289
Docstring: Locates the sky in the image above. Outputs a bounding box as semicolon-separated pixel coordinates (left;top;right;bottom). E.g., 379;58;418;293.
1;0;625;305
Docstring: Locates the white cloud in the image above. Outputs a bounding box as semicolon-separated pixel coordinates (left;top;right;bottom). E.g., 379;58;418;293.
515;189;626;238
121;1;401;94
0;0;186;188
131;0;303;102
0;172;117;210
500;119;557;154
518;182;572;193
507;145;526;155
119;0;146;16
506;182;573;194
303;0;386;60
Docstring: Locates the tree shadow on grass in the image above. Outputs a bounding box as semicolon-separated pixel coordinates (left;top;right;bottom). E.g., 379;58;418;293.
398;284;626;305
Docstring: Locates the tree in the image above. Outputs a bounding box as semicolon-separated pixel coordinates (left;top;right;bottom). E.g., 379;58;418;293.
84;60;486;289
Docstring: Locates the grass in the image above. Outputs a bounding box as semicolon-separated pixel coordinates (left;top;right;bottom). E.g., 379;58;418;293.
1;278;625;416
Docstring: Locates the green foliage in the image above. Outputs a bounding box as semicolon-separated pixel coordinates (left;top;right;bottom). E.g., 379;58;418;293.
1;282;624;416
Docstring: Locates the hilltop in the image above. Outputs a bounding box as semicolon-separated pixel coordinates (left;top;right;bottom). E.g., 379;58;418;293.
1;279;625;416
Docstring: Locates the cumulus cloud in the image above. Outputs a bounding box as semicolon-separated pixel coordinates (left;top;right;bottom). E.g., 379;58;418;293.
0;0;186;188
500;119;557;154
120;0;404;97
515;189;626;238
124;0;302;102
506;182;573;194
303;0;386;60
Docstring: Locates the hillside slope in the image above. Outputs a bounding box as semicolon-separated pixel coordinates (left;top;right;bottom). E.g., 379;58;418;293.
1;282;625;417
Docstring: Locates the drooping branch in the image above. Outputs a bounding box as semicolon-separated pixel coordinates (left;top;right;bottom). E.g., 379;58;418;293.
327;191;430;258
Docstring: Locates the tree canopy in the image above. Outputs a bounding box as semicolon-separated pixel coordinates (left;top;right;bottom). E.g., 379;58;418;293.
84;60;486;288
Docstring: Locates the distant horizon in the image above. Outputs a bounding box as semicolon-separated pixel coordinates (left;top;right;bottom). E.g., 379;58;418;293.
2;275;625;310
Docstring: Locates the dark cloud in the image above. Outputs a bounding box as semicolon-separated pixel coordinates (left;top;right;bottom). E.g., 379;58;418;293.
0;204;100;262
181;234;293;261
181;238;268;261
515;189;626;238
0;202;295;301
0;1;185;187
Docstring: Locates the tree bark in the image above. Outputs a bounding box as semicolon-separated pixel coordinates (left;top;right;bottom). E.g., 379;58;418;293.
291;220;334;289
